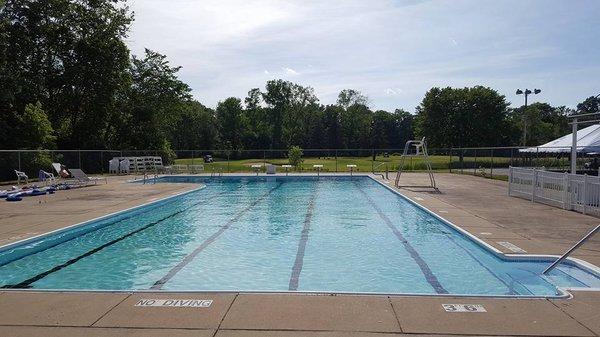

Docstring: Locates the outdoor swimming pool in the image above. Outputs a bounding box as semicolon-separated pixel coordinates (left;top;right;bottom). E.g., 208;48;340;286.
1;176;599;296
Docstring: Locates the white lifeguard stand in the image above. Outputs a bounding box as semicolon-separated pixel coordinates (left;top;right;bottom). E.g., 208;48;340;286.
395;137;438;191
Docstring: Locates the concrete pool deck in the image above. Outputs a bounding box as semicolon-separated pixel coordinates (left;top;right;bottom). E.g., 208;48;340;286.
0;173;599;336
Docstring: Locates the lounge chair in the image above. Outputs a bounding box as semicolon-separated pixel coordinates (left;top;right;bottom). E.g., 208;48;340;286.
69;169;107;185
51;163;80;185
14;170;28;185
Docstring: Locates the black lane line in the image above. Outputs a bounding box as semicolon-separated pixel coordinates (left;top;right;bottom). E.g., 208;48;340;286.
445;235;518;295
151;182;285;290
0;194;185;268
1;185;243;289
354;182;449;294
288;180;319;290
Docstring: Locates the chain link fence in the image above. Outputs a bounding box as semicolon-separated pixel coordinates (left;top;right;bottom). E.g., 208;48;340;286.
1;146;597;184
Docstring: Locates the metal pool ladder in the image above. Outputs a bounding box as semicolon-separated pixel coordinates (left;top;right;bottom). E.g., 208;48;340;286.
543;224;600;274
372;162;389;180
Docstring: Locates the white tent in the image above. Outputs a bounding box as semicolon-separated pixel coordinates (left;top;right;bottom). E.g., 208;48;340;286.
520;124;600;153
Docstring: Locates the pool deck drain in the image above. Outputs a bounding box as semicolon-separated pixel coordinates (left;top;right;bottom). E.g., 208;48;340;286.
0;173;599;336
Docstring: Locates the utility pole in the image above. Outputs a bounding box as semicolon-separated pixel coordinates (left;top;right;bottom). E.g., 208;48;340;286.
516;88;541;146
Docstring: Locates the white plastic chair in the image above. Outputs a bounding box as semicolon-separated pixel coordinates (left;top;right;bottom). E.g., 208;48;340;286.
109;158;120;174
119;158;130;174
14;170;28;185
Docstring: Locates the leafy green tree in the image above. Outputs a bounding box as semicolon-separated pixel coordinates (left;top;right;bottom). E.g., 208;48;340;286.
0;0;132;149
10;102;56;176
322;105;344;149
216;97;244;151
415;86;510;148
337;89;369;109
507;103;570;146
341;103;373;149
114;49;191;161
576;96;600;115
393;109;415;148
241;88;270;149
170;101;218;150
288;145;303;169
262;79;318;149
18;102;56;149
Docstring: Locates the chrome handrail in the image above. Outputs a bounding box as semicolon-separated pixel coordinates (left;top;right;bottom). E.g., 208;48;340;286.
373;162;389;180
543;224;600;274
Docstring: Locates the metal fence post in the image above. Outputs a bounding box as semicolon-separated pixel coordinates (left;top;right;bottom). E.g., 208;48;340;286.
474;149;477;175
18;151;21;171
508;166;512;196
78;150;82;169
449;148;453;173
532;169;537;202
335;150;338;172
490;149;494;178
371;149;375;172
228;153;231;173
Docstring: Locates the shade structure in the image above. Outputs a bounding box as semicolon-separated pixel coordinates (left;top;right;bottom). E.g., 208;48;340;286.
519;124;600;153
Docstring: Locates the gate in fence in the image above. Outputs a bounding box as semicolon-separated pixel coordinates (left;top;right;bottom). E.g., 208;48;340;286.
509;166;600;217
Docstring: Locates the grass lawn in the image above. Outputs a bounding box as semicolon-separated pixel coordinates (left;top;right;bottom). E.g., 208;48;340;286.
174;154;515;173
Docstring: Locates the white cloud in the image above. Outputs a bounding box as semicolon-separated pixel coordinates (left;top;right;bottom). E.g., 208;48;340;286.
283;67;299;75
385;88;404;96
126;0;600;111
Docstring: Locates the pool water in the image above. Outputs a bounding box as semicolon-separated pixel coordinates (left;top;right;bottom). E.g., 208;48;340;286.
1;176;599;296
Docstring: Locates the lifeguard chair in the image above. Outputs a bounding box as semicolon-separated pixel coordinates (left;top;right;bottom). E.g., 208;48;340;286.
394;137;438;191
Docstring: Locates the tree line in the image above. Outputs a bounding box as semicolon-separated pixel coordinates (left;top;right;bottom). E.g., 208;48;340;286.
1;0;599;161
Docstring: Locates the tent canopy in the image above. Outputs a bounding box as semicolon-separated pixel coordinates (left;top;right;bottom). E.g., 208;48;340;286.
520;124;600;153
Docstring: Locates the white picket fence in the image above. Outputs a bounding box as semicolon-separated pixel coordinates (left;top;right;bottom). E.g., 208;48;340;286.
509;167;600;217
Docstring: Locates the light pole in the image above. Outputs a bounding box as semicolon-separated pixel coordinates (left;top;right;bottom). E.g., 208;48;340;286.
516;88;541;146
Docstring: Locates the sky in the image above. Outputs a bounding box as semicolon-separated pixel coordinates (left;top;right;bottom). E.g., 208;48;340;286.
125;0;600;112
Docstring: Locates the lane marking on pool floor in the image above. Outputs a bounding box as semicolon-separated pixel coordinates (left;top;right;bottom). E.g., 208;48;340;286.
151;182;285;290
288;180;320;291
444;235;517;295
354;182;449;294
0;186;244;288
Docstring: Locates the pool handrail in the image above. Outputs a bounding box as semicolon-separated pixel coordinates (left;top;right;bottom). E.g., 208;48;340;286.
543;224;600;274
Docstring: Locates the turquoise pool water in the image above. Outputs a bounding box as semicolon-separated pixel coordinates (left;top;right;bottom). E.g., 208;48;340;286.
0;176;599;296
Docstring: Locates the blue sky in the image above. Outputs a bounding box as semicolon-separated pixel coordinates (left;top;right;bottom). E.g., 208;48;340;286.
126;0;600;112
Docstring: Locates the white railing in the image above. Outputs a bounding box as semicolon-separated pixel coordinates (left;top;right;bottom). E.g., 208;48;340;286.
509;167;600;217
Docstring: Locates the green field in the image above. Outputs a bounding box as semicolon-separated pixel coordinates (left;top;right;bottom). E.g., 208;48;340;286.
174;154;519;173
